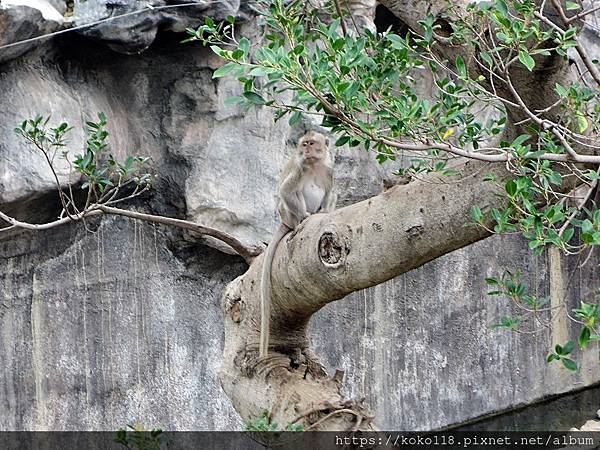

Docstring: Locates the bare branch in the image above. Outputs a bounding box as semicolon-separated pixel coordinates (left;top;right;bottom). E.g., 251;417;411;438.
0;205;262;263
0;208;102;231
96;205;262;262
333;0;348;36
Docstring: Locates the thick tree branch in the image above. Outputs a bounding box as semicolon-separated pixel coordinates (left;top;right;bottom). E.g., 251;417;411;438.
262;160;501;322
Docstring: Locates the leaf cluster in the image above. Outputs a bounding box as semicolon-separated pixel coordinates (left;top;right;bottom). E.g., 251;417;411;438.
245;409;305;432
115;426;164;450
485;271;600;371
14;113;154;218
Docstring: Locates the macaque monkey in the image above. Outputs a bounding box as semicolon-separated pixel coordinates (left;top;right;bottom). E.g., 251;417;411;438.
260;131;336;358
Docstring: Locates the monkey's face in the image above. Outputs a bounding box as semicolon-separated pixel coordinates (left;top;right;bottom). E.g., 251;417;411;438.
299;135;327;165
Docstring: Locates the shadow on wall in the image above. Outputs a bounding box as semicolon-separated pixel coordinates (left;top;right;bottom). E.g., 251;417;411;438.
452;383;600;431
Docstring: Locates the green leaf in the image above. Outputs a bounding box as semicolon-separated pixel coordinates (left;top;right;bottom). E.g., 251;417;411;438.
512;134;530;147
528;240;543;250
518;50;535;71
288;111;302;126
212;62;238;78
562;227;574;243
547;353;560;363
210;45;224;57
480;52;493;67
579;327;591;349
335;136;350;147
563;340;575;355
231;49;244;60
554;344;564;355
81;151;93;169
581;219;593;233
495;0;509;16
455;56;467;78
243;92;266;105
566;1;581;10
487;290;504;296
562;358;578;371
471;205;484;222
555;83;568;97
505;180;517;196
239;37;250;56
581;232;594;244
576;113;588;133
248;67;270;77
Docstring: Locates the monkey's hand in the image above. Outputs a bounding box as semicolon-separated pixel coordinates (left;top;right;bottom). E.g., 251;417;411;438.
290;212;310;231
295;209;309;224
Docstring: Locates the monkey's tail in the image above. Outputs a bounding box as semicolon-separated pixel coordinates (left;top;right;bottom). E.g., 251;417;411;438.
259;225;290;359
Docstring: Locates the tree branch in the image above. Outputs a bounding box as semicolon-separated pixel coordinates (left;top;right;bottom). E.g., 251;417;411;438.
541;2;600;87
96;205;262;262
0;205;262;263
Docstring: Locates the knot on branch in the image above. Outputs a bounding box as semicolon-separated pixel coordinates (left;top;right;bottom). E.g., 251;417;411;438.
223;275;244;324
318;230;348;268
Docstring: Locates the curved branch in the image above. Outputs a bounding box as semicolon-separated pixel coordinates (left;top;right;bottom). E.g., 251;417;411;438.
266;160;501;319
96;205;262;262
0;205;262;263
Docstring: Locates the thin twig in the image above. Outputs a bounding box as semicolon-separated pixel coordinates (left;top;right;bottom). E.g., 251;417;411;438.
333;0;348;36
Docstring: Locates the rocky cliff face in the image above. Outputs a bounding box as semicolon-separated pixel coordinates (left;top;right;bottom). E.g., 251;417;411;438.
0;0;598;431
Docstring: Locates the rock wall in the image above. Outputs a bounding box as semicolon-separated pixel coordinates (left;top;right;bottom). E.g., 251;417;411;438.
0;1;599;431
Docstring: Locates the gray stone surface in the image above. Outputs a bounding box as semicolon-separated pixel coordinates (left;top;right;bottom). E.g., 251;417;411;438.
0;1;65;63
0;216;246;430
0;24;388;249
72;0;242;54
0;7;599;432
457;386;600;431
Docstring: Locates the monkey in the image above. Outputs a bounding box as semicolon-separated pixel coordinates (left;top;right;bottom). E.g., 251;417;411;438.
259;131;336;358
